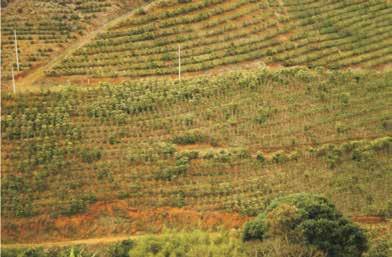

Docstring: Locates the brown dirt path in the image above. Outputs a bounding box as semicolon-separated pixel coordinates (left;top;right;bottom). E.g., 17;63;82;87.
2;216;388;249
1;235;135;249
13;0;159;91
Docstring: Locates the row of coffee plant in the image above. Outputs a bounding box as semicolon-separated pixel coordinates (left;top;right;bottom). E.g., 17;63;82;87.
2;68;391;220
49;0;391;78
1;0;143;80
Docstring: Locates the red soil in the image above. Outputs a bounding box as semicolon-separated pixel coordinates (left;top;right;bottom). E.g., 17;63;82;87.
351;216;387;224
2;200;250;244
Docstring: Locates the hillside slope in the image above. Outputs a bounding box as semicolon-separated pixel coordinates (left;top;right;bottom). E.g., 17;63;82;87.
0;0;147;82
2;67;391;242
47;0;392;79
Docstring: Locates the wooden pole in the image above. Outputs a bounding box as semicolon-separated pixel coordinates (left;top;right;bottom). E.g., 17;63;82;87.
14;30;20;72
11;66;16;94
178;44;181;81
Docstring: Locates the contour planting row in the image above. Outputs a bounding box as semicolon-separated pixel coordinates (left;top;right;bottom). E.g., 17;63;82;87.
0;0;145;80
50;0;289;77
281;0;392;68
2;135;391;217
2;68;391;218
49;0;392;79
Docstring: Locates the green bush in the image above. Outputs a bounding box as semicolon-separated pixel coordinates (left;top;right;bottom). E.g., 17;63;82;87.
244;238;327;257
242;193;368;257
176;150;199;160
256;151;265;163
271;150;288;164
80;148;102;163
243;217;267;241
255;107;275;125
2;247;98;257
2;248;45;257
172;131;207;145
364;239;392;257
61;195;96;216
128;230;247;257
154;164;189;181
109;239;135;257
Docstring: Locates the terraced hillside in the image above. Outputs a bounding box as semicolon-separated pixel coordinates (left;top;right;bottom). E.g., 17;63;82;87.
48;0;392;79
2;67;391;242
0;0;146;81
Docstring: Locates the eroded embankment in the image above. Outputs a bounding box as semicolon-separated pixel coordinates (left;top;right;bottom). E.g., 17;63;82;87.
2;200;250;244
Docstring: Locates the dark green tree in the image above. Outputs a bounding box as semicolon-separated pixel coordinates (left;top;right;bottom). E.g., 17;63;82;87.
243;193;368;257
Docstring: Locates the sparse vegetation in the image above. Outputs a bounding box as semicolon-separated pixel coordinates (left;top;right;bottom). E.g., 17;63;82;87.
2;68;391;246
1;0;391;255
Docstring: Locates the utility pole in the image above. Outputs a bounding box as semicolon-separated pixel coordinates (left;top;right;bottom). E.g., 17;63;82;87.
178;44;181;81
14;30;20;72
11;66;16;94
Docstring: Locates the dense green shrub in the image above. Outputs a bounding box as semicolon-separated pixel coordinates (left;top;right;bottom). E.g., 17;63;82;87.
61;195;96;216
176;150;199;160
154;160;189;181
245;238;327;257
172;131;207;145
243;194;368;257
1;247;97;257
256;151;265;163
243;217;267;241
2;248;46;257
80;148;102;163
128;230;247;257
233;148;250;159
109;239;135;257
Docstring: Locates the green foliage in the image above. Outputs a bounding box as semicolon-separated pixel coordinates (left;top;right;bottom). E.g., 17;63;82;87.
127;142;176;164
61;194;97;216
308;137;392;169
271;150;288;164
1;175;35;217
80;148;102;163
3;248;35;257
364;239;392;257
96;166;113;182
243;217;267;241
154;163;189;181
1;246;97;257
255;107;275;125
172;131;208;145
256;151;265;163
1;229;388;257
128;230;248;257
176;150;199;160
375;200;392;218
243;194;368;257
244;238;327;257
1;67;391;241
108;239;134;257
301;219;367;257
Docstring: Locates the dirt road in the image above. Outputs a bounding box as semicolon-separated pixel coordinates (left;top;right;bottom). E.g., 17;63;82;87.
15;0;159;91
2;235;140;249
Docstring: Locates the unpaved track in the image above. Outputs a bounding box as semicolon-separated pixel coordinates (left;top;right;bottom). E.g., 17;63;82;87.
1;232;221;249
15;1;159;91
1;235;143;249
1;216;387;249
